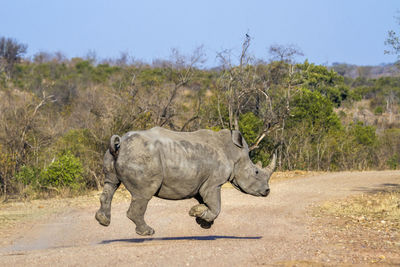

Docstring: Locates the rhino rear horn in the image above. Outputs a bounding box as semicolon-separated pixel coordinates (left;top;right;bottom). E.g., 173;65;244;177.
256;161;262;168
264;153;277;175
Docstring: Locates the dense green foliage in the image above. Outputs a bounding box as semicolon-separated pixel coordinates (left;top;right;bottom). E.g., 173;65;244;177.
1;40;400;199
41;151;84;190
15;151;84;194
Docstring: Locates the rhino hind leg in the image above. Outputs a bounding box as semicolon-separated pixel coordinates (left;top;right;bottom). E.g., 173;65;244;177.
96;149;121;226
127;197;155;236
96;181;120;226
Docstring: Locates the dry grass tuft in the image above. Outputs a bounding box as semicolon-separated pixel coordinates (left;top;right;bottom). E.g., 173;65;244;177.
315;189;400;230
311;188;400;264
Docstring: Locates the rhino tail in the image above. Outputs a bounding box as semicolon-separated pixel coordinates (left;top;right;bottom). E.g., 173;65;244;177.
109;135;121;159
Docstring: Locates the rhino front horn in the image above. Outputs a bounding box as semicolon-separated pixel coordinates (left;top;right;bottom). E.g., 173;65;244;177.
264;153;277;175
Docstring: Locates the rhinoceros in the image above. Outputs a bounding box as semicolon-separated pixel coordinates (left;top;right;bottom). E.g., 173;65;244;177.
95;127;276;236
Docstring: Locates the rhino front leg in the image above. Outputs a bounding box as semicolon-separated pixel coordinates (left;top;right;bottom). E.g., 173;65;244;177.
95;181;120;226
189;187;221;229
127;196;155;236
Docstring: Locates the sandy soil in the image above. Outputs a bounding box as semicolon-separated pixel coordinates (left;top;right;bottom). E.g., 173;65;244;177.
0;171;399;266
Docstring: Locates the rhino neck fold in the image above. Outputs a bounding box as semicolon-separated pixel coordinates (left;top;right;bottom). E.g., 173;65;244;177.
228;171;235;182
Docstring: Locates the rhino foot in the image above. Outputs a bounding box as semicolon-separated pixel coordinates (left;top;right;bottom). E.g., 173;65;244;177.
189;204;208;217
95;210;110;226
196;217;213;229
136;225;155;236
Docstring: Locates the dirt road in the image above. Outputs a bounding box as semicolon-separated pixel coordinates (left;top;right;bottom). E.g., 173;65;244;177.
0;171;399;266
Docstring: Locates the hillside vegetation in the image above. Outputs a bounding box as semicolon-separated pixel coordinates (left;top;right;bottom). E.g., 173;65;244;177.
0;37;399;199
330;62;399;79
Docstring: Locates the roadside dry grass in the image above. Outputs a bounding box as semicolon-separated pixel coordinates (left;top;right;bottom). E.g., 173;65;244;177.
270;170;322;183
311;187;400;264
316;189;400;228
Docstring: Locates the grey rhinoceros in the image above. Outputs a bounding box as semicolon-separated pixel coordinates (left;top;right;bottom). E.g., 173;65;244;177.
95;127;276;236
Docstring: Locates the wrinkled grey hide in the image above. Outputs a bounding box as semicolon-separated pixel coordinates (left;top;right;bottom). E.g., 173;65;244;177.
95;127;276;236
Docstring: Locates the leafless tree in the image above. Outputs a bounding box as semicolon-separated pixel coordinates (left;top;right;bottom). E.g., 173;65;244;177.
0;90;55;198
216;34;255;130
215;35;281;152
269;44;304;64
0;37;27;79
155;46;206;128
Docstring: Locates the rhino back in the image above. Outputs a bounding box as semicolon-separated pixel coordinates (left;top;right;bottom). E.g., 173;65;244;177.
115;127;232;200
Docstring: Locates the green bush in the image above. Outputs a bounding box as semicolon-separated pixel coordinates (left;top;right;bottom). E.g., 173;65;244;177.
374;106;383;115
239;112;263;145
15;165;41;186
288;88;341;133
350;122;377;146
51;128;103;189
387;153;399;169
40;151;84;191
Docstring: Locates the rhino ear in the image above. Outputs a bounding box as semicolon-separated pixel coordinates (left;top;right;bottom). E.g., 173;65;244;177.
231;130;243;148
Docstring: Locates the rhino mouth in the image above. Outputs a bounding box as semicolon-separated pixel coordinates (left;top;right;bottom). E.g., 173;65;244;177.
230;179;264;197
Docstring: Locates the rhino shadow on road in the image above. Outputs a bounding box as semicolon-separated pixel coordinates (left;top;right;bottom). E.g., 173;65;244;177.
99;235;262;244
353;183;400;194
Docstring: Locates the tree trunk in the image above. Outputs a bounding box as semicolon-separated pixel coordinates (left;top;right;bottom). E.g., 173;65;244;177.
90;170;101;191
233;112;239;130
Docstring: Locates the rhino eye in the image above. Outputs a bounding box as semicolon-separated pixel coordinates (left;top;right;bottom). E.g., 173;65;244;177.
255;170;259;175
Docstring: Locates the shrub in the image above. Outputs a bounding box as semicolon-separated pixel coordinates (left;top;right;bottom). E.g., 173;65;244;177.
52;129;103;189
351;122;377;147
15;165;41;186
374;106;383;115
387;153;399;169
239;112;263;145
40;151;84;191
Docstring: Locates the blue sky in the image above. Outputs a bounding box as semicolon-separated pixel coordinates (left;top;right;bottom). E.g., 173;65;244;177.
1;0;399;66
